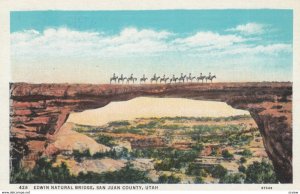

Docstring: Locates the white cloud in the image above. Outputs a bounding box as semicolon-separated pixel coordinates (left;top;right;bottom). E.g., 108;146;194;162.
172;31;246;53
219;43;292;56
11;27;172;57
11;27;290;59
174;31;245;47
226;23;266;35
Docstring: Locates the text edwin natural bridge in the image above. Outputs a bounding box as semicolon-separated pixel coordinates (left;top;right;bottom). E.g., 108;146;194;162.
10;82;292;183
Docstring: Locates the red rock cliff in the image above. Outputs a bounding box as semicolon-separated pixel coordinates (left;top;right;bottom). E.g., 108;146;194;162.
10;82;292;183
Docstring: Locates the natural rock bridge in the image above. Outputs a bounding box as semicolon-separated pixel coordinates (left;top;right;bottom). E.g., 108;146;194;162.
10;82;292;183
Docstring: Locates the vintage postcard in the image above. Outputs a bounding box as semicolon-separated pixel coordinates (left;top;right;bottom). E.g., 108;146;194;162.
0;0;299;193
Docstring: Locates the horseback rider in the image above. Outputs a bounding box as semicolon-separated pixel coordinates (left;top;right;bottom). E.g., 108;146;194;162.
110;73;118;84
160;74;166;83
153;73;157;79
187;73;192;81
140;74;147;83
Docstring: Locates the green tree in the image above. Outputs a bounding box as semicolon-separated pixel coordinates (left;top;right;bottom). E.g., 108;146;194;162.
192;143;204;151
12;158;74;183
95;135;115;147
76;163;151;183
194;176;204;184
222;149;234;159
239;149;252;157
73;149;91;162
186;163;203;176
219;173;245;183
245;161;278;183
238;165;246;173
240;157;247;164
210;148;217;156
209;165;228;179
158;174;181;184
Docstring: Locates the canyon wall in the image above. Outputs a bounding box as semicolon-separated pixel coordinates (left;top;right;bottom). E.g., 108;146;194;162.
10;82;292;183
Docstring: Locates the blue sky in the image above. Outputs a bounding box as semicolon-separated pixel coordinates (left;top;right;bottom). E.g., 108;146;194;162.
10;10;293;83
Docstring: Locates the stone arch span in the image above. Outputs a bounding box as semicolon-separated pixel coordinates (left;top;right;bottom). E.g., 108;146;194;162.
10;82;292;183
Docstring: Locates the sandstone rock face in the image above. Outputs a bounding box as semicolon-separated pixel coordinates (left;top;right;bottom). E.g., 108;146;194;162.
45;122;110;156
9;82;292;183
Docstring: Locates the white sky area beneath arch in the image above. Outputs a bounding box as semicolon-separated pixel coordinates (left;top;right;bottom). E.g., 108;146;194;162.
67;97;250;126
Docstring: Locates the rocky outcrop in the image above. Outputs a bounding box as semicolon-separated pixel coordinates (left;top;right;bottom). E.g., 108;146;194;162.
10;82;292;183
44;122;110;156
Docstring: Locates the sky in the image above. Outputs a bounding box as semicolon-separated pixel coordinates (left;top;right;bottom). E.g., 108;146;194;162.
10;10;293;83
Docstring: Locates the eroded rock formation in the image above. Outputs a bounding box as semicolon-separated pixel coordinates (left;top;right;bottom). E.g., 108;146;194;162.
10;82;292;183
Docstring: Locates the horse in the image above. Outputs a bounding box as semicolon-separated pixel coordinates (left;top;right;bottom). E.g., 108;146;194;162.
126;74;137;84
196;73;206;83
118;74;127;84
140;77;148;84
170;75;178;83
110;75;118;84
178;75;187;83
206;75;216;83
150;76;160;84
186;73;196;82
160;77;169;84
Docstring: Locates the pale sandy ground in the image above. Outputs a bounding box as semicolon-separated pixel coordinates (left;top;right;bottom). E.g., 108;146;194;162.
67;97;249;126
51;122;110;154
54;155;126;175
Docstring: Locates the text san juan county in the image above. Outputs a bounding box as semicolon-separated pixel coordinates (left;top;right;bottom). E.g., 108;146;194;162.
33;185;159;190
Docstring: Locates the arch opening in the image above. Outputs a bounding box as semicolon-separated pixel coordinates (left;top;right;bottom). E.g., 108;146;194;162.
48;97;277;184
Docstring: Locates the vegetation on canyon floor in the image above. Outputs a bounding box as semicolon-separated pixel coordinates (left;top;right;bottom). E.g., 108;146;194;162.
11;115;278;184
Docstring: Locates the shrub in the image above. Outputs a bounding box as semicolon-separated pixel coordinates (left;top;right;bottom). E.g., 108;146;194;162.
238;165;246;173
11;158;74;183
154;158;180;171
240;157;247;164
77;163;151;183
245;161;278;183
191;143;204;152
112;127;143;135
158;174;181;184
186;163;202;176
73;149;91;162
222;149;234;159
11;159;151;184
95;135;115;147
238;149;252;157
108;121;130;127
210;149;217;156
209;165;228;179
136;121;159;129
219;173;245;183
194;176;204;184
160;124;182;130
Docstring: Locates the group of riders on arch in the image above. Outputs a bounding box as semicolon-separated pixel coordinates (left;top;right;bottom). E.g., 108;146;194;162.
110;73;216;84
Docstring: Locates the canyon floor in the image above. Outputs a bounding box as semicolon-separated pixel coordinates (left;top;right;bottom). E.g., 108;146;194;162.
44;115;276;184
